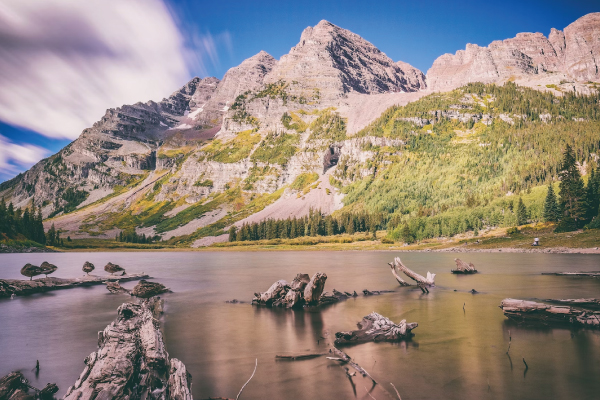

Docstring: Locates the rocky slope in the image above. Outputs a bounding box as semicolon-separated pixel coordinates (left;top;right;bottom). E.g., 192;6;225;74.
427;13;600;93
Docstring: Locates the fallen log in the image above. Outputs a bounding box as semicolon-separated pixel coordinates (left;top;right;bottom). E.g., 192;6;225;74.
105;281;130;294
0;274;150;298
328;348;377;384
500;298;600;329
452;258;477;274
388;262;411;286
275;353;325;361
64;298;192;400
334;312;418;345
252;272;333;308
541;271;600;277
389;257;435;286
542;298;600;310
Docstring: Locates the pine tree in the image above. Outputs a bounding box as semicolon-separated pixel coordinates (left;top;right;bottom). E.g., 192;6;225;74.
585;167;599;221
516;197;528;226
543;185;559;222
557;144;587;230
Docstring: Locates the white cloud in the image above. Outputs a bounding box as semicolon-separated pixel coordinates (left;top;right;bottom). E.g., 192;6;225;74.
0;134;49;175
0;0;192;140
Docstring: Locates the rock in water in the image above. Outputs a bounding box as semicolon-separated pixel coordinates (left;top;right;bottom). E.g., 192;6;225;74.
334;312;418;344
104;262;125;275
64;299;192;400
20;263;42;281
82;261;95;275
131;280;169;298
39;261;58;277
106;281;130;294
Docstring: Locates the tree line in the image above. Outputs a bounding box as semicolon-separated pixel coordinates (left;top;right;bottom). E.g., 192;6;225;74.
228;209;384;242
0;198;46;244
543;144;600;231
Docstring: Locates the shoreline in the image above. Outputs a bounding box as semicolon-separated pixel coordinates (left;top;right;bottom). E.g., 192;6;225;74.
10;245;599;254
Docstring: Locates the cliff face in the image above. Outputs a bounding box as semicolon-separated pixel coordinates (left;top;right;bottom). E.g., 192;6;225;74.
426;13;600;92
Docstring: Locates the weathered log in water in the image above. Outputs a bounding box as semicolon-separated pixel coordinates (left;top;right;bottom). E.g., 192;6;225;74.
541;271;600;277
452;258;478;274
105;281;130;294
0;274;150;298
252;273;390;309
389;257;435;286
0;371;58;400
131;280;170;298
542;298;600;310
64;298;192;400
275;353;325;361
334;312;418;345
328;348;377;384
500;298;600;329
388;262;411;286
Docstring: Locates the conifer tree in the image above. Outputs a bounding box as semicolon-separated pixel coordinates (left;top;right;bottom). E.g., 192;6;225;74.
516;197;528;226
543;185;559;222
557;145;587;229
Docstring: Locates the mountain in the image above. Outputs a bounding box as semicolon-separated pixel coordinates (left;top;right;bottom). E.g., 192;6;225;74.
427;13;600;93
1;15;599;247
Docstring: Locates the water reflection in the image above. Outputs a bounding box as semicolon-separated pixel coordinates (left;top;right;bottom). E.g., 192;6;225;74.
0;251;599;399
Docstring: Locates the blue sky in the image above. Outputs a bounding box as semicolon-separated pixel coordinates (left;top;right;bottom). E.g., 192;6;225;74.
0;0;598;182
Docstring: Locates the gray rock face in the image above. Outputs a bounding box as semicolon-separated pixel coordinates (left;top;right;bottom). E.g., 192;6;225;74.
563;13;600;82
265;20;425;99
427;12;600;91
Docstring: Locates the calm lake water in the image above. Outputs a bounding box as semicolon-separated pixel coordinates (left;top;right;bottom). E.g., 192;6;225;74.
1;251;599;400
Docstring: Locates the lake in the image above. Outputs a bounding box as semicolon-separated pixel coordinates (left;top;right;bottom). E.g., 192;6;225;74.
1;251;599;399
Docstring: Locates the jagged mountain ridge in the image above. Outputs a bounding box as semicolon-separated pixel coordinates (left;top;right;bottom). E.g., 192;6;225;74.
1;15;599;247
426;12;600;93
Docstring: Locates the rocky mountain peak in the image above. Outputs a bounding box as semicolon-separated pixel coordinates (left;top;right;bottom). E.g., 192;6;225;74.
265;20;425;98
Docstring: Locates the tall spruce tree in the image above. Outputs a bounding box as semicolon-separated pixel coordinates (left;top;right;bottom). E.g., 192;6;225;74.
516;197;528;226
557;145;587;229
543;185;559;222
585;167;599;221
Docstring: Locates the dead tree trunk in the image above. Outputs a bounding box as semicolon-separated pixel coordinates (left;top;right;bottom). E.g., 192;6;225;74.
334;312;418;345
388;262;411;286
0;273;149;298
389;257;435;286
304;272;327;305
543;298;600;310
500;298;600;329
64;298;193;400
328;348;377;384
541;271;600;277
452;258;477;274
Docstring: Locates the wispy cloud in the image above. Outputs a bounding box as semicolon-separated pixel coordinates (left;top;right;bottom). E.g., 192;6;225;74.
0;0;192;140
0;134;50;176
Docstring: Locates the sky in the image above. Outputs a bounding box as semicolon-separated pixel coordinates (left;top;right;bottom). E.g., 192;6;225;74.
0;0;598;182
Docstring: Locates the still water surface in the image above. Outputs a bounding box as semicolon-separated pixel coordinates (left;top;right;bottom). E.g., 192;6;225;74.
1;251;599;400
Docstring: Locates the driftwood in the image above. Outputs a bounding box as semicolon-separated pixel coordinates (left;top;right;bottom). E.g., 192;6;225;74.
541;271;600;277
500;298;600;329
64;298;192;400
105;281;130;294
334;312;418;345
0;274;150;298
452;258;477;274
542;298;600;310
0;371;58;400
253;272;331;308
328;348;377;384
275;353;325;361
389;257;435;286
388;262;410;286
